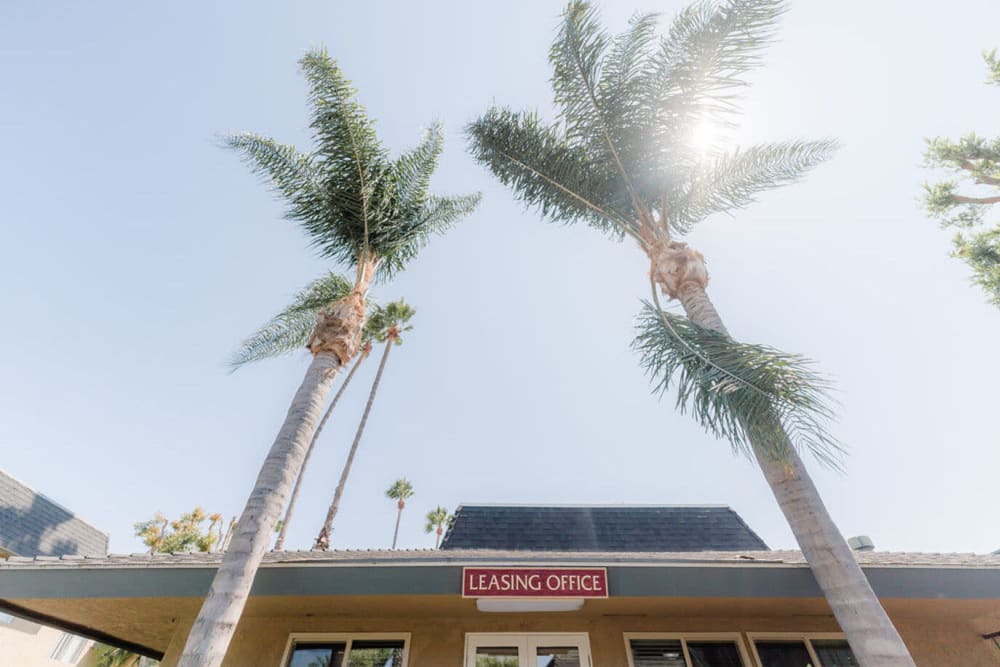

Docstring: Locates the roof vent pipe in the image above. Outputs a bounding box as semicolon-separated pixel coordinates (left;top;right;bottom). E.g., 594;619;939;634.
848;535;875;552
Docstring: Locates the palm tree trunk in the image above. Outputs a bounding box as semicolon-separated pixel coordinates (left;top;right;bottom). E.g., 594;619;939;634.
177;352;342;667
275;349;368;551
391;502;404;549
435;525;442;548
654;245;915;666
314;339;394;550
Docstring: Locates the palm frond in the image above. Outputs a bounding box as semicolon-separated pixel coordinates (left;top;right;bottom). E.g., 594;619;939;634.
648;0;786;131
551;1;610;144
377;193;483;280
393;121;444;210
466;107;636;238
223;133;326;220
633;302;842;468
297;49;388;266
668;140;838;231
230;272;354;369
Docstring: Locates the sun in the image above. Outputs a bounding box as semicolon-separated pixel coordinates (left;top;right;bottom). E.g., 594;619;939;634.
688;118;725;155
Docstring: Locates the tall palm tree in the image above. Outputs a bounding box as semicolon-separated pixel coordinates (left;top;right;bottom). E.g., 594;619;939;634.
313;300;416;550
467;2;913;664
424;506;451;548
385;478;414;549
273;315;380;552
178;49;478;667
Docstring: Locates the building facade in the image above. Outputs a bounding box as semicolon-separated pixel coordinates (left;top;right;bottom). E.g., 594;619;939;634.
1;505;998;666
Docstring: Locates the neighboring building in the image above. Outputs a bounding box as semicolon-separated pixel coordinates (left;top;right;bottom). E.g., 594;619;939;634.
1;504;999;666
0;469;109;666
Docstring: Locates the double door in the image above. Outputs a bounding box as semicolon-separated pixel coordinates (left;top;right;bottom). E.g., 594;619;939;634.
465;633;592;667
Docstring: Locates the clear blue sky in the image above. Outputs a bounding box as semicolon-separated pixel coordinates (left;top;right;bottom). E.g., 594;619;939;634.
1;0;998;555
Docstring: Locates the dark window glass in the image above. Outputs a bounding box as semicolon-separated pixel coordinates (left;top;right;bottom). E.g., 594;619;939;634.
755;641;813;667
289;643;347;667
687;642;744;667
812;640;858;667
347;640;405;667
629;639;686;667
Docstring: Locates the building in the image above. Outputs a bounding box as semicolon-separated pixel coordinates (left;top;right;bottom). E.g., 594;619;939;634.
1;504;999;666
0;469;109;666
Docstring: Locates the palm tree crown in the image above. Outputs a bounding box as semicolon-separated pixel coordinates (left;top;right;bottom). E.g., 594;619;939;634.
228;48;480;287
385;478;415;506
367;299;416;344
467;0;839;464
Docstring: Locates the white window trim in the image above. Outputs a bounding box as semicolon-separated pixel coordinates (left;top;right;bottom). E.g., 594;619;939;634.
465;631;593;667
278;632;411;667
623;632;753;667
50;632;91;664
746;632;851;667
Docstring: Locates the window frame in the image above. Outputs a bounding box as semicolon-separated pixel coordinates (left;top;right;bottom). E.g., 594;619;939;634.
465;631;593;667
50;631;90;663
746;632;853;667
623;632;753;667
278;632;411;667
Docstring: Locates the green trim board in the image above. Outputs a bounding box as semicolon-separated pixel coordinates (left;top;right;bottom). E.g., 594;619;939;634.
1;563;998;601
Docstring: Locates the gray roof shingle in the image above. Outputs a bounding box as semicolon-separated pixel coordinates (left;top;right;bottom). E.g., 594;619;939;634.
439;504;768;552
2;549;999;570
0;469;108;557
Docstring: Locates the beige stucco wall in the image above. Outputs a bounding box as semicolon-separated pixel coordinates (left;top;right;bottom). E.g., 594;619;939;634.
153;597;1000;667
0;619;93;666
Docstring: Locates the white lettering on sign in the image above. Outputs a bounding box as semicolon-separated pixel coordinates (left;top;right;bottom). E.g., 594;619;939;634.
461;568;609;598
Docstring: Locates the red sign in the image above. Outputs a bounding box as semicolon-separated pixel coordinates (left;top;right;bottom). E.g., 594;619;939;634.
462;567;608;598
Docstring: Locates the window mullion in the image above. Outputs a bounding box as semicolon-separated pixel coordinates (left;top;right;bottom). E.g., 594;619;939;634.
680;638;694;667
804;639;823;667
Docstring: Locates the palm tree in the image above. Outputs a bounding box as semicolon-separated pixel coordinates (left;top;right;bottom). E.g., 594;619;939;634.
313;300;416;550
273;316;379;552
178;49;478;667
424;506;451;548
467;2;913;664
385;478;414;549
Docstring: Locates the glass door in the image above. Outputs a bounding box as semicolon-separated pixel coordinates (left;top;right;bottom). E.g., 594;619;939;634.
466;633;592;667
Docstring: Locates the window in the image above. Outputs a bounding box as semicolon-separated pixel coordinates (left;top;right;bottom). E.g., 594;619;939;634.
466;633;592;667
50;632;89;663
749;637;857;667
626;635;747;667
0;612;13;624
283;634;408;667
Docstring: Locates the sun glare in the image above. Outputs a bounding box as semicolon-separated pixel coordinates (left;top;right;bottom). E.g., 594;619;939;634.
688;119;725;155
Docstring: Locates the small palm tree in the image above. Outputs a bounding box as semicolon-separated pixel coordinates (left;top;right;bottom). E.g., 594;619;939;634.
313;300;416;549
385;478;414;549
178;48;477;667
424;506;451;548
468;2;912;664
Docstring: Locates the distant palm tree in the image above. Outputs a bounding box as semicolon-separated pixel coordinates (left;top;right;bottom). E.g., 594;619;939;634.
424;506;451;548
467;2;911;664
385;478;415;549
178;48;477;667
313;300;416;549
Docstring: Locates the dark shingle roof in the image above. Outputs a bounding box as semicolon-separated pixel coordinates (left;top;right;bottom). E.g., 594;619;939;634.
0;470;108;557
440;505;768;552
